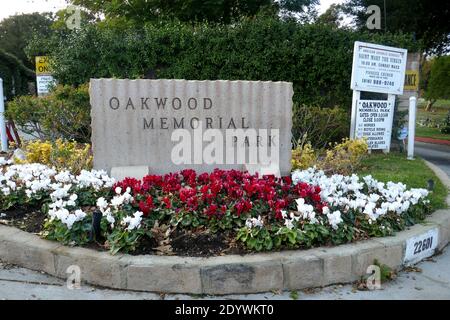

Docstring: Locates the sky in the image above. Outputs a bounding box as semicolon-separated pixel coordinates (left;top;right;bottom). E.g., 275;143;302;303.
0;0;345;22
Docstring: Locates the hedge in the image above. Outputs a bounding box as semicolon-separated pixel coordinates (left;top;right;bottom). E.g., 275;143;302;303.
28;18;419;108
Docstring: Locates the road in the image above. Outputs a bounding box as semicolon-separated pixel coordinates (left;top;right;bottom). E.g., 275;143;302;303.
415;141;450;177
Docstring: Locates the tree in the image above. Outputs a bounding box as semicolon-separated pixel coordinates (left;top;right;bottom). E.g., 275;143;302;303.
424;56;450;110
0;13;54;68
51;7;98;31
69;0;318;24
316;4;344;28
342;0;450;55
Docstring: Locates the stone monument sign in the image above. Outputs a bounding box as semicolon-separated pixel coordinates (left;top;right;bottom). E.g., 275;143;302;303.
90;79;293;177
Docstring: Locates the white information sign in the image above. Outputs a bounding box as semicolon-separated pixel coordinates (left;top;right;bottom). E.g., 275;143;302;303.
36;75;55;95
404;228;439;265
351;41;407;95
355;97;395;149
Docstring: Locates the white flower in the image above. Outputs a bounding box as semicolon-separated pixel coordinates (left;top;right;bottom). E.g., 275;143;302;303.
327;210;343;230
50;184;72;201
245;216;264;229
121;211;143;231
105;212;115;228
74;209;86;220
66;194;78;207
96;197;108;210
115;186;122;194
111;195;124;207
55;171;74;183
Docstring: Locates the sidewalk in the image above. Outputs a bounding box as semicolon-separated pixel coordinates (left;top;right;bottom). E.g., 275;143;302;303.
1;245;450;300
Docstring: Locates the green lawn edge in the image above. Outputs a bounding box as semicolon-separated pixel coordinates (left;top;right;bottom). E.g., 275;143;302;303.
357;153;448;210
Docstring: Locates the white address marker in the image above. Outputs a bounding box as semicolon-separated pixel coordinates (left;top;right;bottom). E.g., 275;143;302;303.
404;228;439;265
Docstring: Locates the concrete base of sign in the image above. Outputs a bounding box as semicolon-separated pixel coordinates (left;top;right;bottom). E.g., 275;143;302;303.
110;166;150;181
244;163;281;177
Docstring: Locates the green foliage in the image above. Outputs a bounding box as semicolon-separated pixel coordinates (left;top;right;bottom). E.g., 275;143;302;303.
292;105;349;148
43;217;92;246
342;0;450;54
373;259;396;283
424;56;450;101
69;0;317;24
28;19;418;109
0;13;54;68
0;50;35;101
107;217;147;255
51;7;98;31
6;84;91;142
357;153;447;211
440;111;450;134
316;3;344;28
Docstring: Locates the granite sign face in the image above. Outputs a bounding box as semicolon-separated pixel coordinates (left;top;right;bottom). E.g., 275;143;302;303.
90;79;293;176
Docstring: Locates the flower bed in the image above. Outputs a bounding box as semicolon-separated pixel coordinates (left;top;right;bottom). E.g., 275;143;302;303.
0;157;432;256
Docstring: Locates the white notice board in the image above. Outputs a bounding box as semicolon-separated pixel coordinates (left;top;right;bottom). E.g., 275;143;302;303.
351;41;407;95
355;96;395;150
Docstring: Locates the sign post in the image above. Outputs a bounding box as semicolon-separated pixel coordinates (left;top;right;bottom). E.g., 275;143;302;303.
407;96;417;159
35;56;55;96
0;78;8;152
350;41;408;153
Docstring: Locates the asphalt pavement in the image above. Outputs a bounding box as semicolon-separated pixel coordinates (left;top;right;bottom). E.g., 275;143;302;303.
415;142;450;177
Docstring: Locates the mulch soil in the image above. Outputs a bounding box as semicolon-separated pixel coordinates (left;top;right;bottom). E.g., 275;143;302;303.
0;208;247;257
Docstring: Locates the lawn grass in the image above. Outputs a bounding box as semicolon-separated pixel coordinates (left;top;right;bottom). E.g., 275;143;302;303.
357;152;448;210
416;126;450;141
416;99;450;141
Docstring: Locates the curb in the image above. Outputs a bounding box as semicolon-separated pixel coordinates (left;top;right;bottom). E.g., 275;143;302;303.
415;137;450;146
0;167;449;294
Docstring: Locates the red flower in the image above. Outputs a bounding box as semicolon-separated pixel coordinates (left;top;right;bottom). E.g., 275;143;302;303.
162;196;172;209
138;196;154;217
235;199;252;216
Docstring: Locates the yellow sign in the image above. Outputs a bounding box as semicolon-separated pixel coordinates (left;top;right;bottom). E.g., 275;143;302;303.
35;56;52;75
404;70;419;91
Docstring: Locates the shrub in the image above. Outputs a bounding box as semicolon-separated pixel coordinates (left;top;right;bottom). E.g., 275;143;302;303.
291;139;316;171
292;105;349;148
319;138;368;175
15;139;93;174
6;84;91;142
291;138;368;174
441;111;450;134
27;19;419;108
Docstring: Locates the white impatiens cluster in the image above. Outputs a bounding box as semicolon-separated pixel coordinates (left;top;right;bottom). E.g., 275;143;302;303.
0;162;116;229
96;187;142;232
291;168;429;225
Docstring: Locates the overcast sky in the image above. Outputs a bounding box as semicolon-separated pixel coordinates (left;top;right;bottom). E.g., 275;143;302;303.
0;0;345;22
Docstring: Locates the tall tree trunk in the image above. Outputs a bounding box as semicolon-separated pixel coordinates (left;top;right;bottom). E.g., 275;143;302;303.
425;98;436;112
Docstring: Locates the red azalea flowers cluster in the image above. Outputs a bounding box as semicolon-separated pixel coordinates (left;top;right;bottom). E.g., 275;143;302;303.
112;169;326;220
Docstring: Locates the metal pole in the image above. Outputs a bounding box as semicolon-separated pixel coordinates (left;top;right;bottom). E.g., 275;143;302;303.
350;90;360;139
0;78;8;152
407;96;416;160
